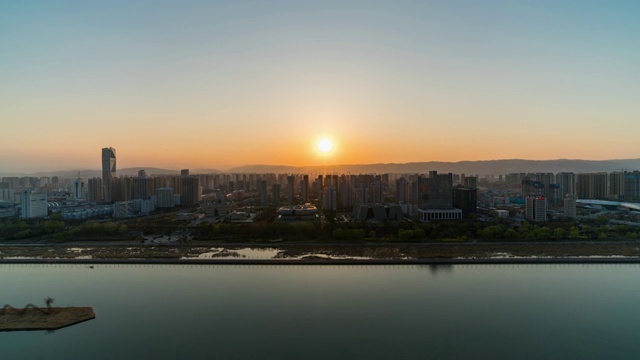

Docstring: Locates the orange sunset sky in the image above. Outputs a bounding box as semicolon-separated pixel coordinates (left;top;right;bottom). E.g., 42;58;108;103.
2;1;639;172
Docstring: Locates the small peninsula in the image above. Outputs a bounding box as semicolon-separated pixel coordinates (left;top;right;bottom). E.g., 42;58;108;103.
0;299;95;332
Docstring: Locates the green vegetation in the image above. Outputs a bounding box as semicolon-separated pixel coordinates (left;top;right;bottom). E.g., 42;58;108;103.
331;228;365;241
1;206;639;244
0;218;66;240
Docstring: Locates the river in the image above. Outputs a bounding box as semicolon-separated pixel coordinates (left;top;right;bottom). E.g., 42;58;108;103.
1;264;639;359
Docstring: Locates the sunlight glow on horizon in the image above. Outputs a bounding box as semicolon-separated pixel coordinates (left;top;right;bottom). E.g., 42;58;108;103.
317;138;333;154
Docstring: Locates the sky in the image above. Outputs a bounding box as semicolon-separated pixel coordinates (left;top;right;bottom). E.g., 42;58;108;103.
2;0;639;172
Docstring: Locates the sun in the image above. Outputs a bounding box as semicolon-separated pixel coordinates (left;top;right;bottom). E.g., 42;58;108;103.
317;138;333;153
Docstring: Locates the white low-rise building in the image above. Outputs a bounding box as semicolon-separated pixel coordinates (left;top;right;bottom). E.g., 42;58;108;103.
417;208;462;222
20;190;48;219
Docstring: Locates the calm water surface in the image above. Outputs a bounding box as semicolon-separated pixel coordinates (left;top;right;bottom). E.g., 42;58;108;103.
1;264;640;359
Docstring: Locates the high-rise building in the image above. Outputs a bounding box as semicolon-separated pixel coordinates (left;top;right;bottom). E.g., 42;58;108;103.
180;176;201;206
102;147;116;201
564;194;576;218
323;186;337;212
74;177;83;200
396;177;409;203
577;173;607;200
101;147;116;180
521;176;544;197
88;178;104;202
0;187;13;201
537;173;559;204
156;188;176;208
624;171;640;201
108;177;134;202
132;170;154;200
315;175;323;195
607;171;640;201
609;172;625;200
505;173;523;185
419;171;453;209
330;175;339;190
271;183;281;205
259;180;268;206
339;178;354;207
463;176;477;189
354;183;367;205
525;196;547;222
301;175;309;202
20;177;30;189
410;177;422;205
369;180;383;203
556;172;576;199
287;175;295;204
454;187;477;216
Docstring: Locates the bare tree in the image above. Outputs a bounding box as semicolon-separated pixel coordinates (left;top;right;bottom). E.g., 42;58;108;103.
44;297;54;309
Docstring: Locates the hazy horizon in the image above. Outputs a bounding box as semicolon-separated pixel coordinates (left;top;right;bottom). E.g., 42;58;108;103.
3;1;639;173
0;158;640;178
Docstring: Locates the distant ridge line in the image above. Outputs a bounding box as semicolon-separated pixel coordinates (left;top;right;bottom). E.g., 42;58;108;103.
3;159;640;177
225;158;640;175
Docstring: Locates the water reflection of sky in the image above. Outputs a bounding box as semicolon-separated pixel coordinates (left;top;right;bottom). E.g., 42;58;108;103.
2;265;640;359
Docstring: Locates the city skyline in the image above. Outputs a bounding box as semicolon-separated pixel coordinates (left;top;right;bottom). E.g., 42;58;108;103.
3;1;639;172
7;148;640;177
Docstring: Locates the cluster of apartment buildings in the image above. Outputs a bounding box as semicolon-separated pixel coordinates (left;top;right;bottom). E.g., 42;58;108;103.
3;147;640;224
0;147;203;219
505;171;640;203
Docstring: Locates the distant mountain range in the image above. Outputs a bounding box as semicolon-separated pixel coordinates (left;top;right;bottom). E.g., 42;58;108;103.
3;159;640;178
229;159;640;175
0;167;221;179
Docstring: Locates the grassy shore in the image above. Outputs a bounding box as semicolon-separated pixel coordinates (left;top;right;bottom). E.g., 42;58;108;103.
0;307;95;331
1;241;640;262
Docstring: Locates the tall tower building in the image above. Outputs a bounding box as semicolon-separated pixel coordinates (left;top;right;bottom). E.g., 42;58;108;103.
396;177;409;203
525;196;547;222
564;194;576;218
101;147;116;180
74;177;83;200
271;183;281;205
259;180;268;206
287;175;295;204
301;175;309;202
316;175;323;195
102;147;116;202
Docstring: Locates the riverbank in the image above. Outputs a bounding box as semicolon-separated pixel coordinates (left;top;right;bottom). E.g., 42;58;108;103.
1;241;640;264
1;257;640;265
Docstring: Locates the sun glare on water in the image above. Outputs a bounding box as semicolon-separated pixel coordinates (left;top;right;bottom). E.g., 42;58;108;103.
318;138;333;153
